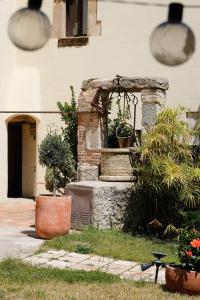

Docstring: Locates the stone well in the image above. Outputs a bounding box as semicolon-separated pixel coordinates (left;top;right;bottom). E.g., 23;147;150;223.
66;76;169;229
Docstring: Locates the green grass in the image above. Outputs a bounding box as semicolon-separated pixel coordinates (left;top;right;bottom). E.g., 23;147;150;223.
39;228;178;263
0;259;194;300
0;259;118;284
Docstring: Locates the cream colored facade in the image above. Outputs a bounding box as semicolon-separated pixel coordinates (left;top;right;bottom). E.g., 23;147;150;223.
0;0;199;200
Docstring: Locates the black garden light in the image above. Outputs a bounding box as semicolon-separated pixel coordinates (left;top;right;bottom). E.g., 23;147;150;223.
140;252;168;284
8;0;51;51
150;2;195;66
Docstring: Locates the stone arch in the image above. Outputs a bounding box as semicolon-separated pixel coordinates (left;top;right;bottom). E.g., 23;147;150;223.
77;76;169;181
7;114;38;198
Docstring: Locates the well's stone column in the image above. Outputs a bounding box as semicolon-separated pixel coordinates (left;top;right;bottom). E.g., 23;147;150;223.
77;87;103;181
141;88;166;131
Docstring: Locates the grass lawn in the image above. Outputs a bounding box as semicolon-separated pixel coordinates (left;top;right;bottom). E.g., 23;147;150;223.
39;228;178;263
0;259;195;300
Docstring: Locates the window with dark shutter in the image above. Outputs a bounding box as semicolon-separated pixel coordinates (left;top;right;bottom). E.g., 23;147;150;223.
66;0;88;36
53;0;101;46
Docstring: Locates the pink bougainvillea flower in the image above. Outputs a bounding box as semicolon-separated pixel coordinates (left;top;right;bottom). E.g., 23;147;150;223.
190;239;200;248
186;250;193;257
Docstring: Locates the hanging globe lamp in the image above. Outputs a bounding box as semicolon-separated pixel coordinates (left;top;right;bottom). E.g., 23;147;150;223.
8;0;51;51
150;3;195;66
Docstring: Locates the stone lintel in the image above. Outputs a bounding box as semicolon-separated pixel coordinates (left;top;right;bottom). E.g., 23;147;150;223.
82;77;169;92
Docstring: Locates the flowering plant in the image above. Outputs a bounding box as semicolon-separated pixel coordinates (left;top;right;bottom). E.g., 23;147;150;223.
178;229;200;271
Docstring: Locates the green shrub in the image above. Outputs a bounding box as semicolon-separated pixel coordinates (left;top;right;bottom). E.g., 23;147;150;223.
127;108;200;236
39;131;70;196
181;210;200;230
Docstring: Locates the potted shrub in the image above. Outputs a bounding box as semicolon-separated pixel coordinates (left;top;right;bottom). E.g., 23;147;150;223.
166;229;200;295
36;130;72;239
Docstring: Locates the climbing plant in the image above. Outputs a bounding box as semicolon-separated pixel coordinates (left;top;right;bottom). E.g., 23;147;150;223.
44;86;78;194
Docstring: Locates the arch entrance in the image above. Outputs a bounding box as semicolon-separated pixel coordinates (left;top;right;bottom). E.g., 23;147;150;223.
7;115;36;198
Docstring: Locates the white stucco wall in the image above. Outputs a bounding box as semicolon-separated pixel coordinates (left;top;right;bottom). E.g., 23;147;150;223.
16;0;200;111
0;0;17;199
0;0;199;199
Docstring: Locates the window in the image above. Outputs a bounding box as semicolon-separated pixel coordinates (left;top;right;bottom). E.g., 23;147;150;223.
66;0;88;36
53;0;101;47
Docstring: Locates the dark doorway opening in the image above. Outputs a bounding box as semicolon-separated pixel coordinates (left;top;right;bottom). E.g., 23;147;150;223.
8;123;22;197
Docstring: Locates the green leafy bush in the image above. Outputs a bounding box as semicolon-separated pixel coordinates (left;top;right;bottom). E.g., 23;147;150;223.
75;244;94;254
127;108;200;236
181;210;200;231
39;131;70;196
44;87;78;193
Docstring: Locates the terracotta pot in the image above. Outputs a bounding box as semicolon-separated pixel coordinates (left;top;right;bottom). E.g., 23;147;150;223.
35;195;71;239
117;136;133;148
165;265;200;295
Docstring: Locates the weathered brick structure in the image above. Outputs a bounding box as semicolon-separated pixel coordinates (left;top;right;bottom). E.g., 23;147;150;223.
77;77;169;181
66;76;169;229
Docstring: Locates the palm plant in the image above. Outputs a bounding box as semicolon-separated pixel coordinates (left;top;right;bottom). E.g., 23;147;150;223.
129;108;200;236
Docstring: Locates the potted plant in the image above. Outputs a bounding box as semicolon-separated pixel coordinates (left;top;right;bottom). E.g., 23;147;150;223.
108;118;135;148
36;129;72;239
116;122;134;148
166;229;200;295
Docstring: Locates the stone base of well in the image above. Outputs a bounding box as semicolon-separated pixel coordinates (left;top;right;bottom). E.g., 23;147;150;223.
65;181;132;230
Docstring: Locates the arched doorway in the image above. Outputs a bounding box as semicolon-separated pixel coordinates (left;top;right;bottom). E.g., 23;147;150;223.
7;115;36;198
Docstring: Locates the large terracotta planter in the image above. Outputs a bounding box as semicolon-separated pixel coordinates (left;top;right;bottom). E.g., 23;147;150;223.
35;195;71;239
165;265;200;295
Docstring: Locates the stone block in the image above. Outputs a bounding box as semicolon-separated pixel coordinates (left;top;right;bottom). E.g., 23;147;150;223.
142;103;162;129
77;164;99;181
141;88;166;106
45;260;72;269
85;126;101;150
66;181;132;229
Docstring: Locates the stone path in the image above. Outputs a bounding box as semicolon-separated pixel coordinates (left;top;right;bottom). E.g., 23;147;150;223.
0;226;44;259
24;250;166;283
0;199;166;283
0;199;43;259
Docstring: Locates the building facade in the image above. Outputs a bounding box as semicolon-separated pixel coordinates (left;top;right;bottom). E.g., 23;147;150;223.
0;0;199;200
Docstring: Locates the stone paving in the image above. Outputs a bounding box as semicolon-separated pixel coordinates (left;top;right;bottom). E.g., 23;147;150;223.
23;250;166;283
0;199;43;259
0;198;166;284
0;226;44;259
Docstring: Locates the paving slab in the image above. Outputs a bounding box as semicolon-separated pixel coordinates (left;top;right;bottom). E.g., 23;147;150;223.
70;263;98;271
89;255;114;264
36;251;68;259
45;260;73;269
23;250;166;284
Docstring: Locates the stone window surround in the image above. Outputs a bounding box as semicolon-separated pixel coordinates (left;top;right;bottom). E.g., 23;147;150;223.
77;77;169;181
52;0;101;47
